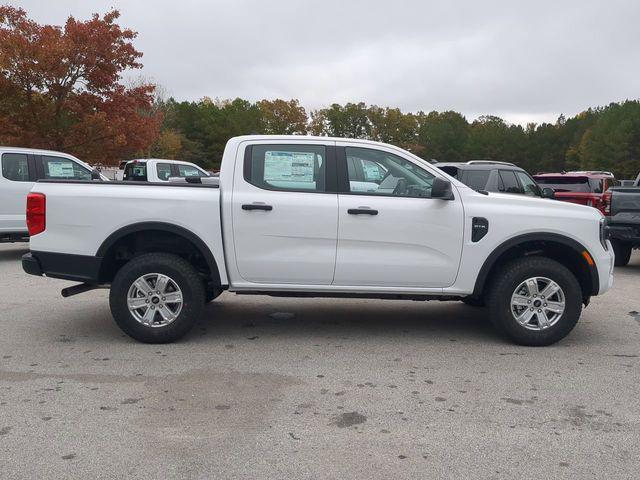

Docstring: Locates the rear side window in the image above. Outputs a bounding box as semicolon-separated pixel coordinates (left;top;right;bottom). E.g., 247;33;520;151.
498;170;523;194
40;155;91;180
246;144;326;192
589;178;604;193
156;163;172;181
124;162;147;181
464;170;491;190
1;153;30;181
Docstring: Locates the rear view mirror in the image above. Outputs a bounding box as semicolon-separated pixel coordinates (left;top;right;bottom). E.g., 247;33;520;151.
90;169;101;181
431;177;454;200
542;187;555;199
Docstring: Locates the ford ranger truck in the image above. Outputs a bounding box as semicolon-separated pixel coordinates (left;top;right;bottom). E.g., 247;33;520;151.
22;136;615;346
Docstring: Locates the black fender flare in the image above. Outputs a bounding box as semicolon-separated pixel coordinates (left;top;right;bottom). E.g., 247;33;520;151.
96;221;222;286
472;232;600;298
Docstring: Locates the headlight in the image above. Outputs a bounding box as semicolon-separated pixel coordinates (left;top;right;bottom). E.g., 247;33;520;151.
599;217;608;250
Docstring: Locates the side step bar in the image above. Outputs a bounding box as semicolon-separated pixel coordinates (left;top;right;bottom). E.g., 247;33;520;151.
61;283;108;298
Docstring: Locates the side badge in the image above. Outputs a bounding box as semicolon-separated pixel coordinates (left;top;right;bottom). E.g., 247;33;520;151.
472;217;489;242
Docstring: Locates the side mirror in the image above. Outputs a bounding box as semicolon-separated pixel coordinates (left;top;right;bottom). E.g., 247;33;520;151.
431;177;454;200
541;187;555;199
90;169;101;181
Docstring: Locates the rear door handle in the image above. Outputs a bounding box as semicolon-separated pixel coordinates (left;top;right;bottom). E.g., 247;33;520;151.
348;208;378;215
242;203;273;211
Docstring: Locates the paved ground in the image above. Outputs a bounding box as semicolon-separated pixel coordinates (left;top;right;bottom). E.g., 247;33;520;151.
1;243;639;479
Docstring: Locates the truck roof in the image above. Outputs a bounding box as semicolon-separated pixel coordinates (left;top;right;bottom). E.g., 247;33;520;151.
0;145;80;157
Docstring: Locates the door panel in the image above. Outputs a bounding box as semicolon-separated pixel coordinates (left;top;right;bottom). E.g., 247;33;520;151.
0;153;34;232
335;195;464;287
231;142;338;285
333;143;464;288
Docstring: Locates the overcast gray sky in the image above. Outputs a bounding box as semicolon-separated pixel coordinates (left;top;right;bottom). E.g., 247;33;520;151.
13;0;640;125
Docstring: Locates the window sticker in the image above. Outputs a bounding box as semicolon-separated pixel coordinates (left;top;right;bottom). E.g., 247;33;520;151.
264;151;315;183
48;161;75;177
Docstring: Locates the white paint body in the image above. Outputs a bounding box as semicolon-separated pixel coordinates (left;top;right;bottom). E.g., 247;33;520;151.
29;136;615;297
0;147;104;235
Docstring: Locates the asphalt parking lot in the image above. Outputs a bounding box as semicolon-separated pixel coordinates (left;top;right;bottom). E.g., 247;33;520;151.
1;243;639;479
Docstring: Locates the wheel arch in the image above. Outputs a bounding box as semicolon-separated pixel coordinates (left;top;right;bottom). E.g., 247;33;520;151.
96;222;223;288
472;233;600;302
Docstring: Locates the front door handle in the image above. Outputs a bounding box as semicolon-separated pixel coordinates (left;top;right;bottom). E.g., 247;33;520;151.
348;208;378;215
242;203;273;211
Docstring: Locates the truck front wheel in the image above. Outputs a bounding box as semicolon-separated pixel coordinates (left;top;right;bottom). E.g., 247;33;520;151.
487;257;582;346
109;253;205;343
611;240;632;267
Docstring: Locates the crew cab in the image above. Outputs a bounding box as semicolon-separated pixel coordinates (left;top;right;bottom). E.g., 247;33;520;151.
533;171;619;215
607;172;640;266
22;136;614;346
123;158;210;182
0;146;105;243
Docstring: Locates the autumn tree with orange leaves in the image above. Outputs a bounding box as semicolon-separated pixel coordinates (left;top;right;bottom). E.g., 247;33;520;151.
0;6;160;165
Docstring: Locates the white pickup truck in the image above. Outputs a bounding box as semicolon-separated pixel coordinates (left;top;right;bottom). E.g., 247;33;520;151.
122;158;210;182
22;136;614;346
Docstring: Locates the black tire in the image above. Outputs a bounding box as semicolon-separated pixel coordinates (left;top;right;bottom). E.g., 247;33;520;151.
109;253;205;343
611;240;632;267
487;256;582;346
462;296;485;307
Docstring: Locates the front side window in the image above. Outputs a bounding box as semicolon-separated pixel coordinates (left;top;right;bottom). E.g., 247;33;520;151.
1;153;30;181
246;144;326;192
515;171;542;197
40;155;91;180
345;147;435;197
178;164;207;178
498;170;523;194
156;163;172;181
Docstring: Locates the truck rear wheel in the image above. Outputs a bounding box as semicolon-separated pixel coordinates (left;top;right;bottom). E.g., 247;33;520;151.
487;257;582;346
109;253;205;343
611;240;632;266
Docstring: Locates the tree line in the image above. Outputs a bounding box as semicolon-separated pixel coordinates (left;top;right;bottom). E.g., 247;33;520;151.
153;98;640;178
2;6;640;178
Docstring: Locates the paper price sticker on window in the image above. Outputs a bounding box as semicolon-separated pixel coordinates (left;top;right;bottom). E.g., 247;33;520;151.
48;161;75;178
264;151;315;183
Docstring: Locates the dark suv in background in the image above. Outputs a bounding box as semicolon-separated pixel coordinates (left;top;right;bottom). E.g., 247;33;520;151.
435;161;551;197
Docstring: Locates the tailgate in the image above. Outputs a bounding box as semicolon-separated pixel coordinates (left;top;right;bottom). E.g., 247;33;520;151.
610;188;640;224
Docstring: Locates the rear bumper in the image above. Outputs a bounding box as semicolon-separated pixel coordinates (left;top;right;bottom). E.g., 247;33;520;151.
0;231;29;243
22;251;102;283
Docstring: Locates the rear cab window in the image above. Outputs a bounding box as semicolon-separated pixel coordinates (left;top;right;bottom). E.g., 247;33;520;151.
245;144;326;192
535;177;590;193
124;162;147;181
1;153;31;181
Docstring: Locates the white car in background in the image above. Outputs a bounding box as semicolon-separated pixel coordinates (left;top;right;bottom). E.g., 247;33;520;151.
0;146;105;242
122;159;210;182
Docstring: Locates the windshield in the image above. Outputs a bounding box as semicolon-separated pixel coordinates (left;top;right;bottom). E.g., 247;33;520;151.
535;176;590;193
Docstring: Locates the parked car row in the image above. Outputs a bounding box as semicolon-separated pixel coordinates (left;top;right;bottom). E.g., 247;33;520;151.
0;149;211;242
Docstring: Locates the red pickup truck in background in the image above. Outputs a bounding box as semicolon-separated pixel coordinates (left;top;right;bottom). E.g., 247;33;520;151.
533;171;619;215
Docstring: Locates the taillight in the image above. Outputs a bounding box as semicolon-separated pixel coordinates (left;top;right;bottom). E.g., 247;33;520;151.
26;192;46;236
603;193;612;215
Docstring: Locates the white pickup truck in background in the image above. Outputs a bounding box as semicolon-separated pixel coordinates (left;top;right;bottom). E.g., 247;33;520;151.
122;158;210;182
0;146;105;242
22;136;614;346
